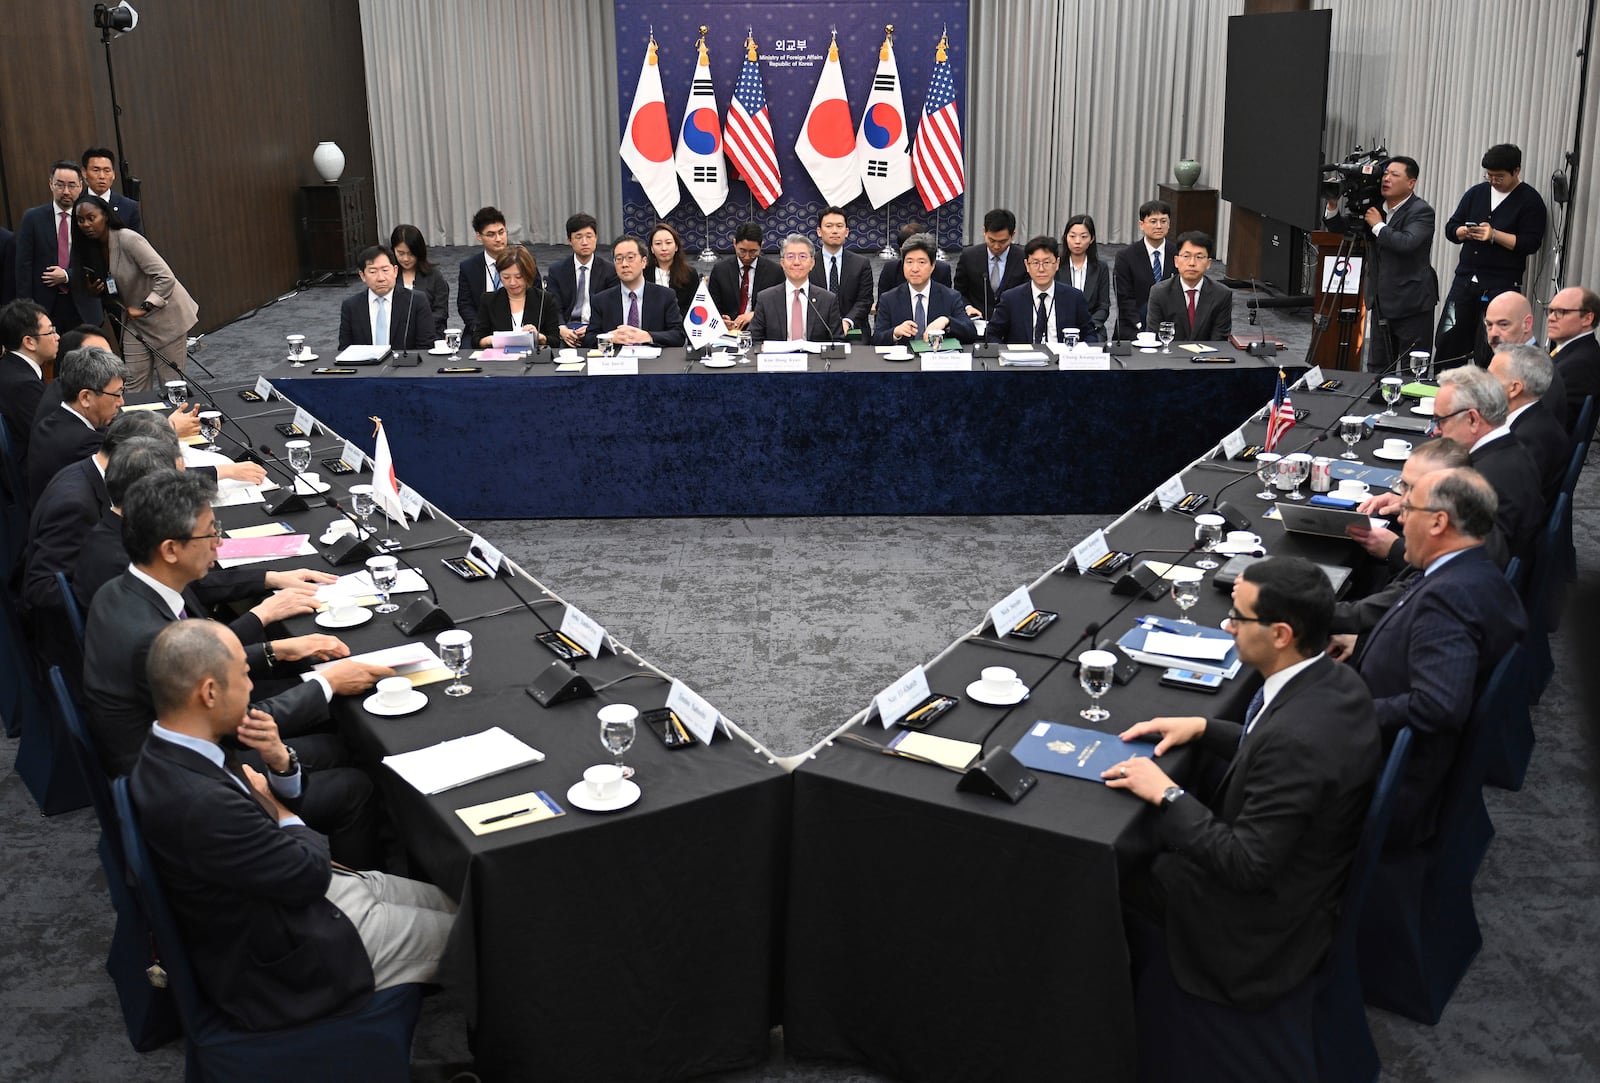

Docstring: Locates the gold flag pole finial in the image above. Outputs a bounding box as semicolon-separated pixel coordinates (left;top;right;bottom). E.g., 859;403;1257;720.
745;29;757;61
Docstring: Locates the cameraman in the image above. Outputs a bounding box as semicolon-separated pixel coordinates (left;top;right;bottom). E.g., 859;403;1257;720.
1436;143;1547;368
1325;155;1437;373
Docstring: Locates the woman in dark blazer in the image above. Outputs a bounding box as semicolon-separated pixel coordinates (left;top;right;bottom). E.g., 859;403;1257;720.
647;222;700;315
474;245;561;348
390;224;450;333
1057;214;1110;342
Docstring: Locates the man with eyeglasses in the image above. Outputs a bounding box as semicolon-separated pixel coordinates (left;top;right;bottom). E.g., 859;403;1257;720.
15;160;103;334
583;235;684;348
83;470;392;865
1489;343;1568;500
25;344;127;500
0;299;59;466
749;234;843;345
1546;285;1600;432
1145;231;1232;342
1343;467;1525;849
985;235;1096;345
1103;556;1381;1080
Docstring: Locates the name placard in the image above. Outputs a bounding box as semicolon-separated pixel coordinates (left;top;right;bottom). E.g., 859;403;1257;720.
1069;529;1111;575
1221;429;1246;459
667;679;725;745
588;356;639;376
874;664;931;728
290;406;317;436
1155;475;1188;511
397;483;430;521
254;376;275;401
989;585;1035;637
340;439;367;470
561;604;607;659
756;354;809;373
1304;365;1325;388
467;533;505;576
920;353;973;372
1058;354;1111;371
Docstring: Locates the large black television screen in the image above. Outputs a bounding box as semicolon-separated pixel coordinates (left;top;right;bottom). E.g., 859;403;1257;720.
1220;10;1333;232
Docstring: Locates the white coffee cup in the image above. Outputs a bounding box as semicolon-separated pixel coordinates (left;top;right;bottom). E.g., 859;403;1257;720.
1134;332;1158;346
1337;479;1370;496
1225;530;1262;550
321;518;356;544
558;347;579;359
295;472;322;494
327;604;365;625
1382;438;1410;454
584;763;624;801
979;666;1020;695
376;676;412;708
433;339;448;352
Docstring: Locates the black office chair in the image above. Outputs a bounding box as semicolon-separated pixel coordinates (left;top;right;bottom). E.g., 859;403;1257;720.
12;588;89;814
1313;725;1412;1083
55;569;87;651
50;666;180;1052
1524;492;1569;704
113;778;425;1082
1356;644;1524;1024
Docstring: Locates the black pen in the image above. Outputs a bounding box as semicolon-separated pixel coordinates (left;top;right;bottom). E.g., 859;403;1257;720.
480;807;533;825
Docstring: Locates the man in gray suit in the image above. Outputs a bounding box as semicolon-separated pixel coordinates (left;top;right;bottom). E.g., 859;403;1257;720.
749;234;843;345
1327;155;1437;371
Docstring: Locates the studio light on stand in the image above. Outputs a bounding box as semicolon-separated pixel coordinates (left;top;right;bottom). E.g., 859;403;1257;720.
93;2;142;201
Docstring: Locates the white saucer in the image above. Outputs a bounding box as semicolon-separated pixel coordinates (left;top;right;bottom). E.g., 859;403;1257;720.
316;607;372;629
1373;446;1412;461
289;353;319;363
966;679;1030;706
363;689;427;716
566;778;641;813
428;347;455;356
1410;403;1435;416
701;354;738;368
293;479;333;495
884;351;914;362
1212;541;1265;556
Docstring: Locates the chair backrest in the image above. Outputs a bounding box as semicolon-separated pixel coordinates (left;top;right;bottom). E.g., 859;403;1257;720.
1435;645;1523;838
1503;556;1523;591
112;777;212;1031
1325;726;1412;966
51;666;118;849
1560;438;1586;500
1527;492;1571;615
55;571;87;651
1572;394;1596;452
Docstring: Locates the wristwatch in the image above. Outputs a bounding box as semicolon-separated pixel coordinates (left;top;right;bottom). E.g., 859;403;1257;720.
1160;785;1186;808
269;745;300;778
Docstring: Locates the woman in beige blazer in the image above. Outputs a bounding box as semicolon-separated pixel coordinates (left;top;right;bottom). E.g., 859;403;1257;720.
72;193;198;392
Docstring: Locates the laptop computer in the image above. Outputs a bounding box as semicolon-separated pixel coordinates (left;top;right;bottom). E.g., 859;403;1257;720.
1275;501;1376;540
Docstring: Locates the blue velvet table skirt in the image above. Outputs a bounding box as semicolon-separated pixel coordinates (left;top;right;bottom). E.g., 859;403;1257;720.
273;364;1292;519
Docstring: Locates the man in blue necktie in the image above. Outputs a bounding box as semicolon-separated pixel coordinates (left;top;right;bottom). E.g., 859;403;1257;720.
337;245;434;351
1113;199;1175;340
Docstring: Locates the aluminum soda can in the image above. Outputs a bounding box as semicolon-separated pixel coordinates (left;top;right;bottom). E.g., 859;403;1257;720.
1309;457;1334;493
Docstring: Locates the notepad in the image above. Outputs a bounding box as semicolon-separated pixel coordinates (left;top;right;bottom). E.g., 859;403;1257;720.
456;790;565;835
217;534;309;561
886;730;981;770
383;726;546;794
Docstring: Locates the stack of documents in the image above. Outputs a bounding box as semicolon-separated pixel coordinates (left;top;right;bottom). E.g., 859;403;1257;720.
383;726;546;794
1116;618;1241;677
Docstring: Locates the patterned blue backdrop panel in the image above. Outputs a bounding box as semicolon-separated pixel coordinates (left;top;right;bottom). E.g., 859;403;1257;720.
613;0;969;253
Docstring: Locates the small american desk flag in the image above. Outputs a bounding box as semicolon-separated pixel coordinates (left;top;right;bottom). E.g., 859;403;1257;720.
1264;368;1297;452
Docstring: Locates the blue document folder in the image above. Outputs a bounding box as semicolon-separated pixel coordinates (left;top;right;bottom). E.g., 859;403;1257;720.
1011;720;1157;780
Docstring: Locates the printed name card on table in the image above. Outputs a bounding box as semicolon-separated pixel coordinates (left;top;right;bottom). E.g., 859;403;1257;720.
874;664;932;728
1155;475;1188;511
1303;365;1324;389
290;406;318;436
667;679;726;745
560;604;608;658
920;352;972;372
340;439;367;470
1069;529;1111;575
254;376;275;401
1221;429;1247;460
589;356;639;376
756;353;809;373
467;534;505;576
1057;346;1111;371
398;483;431;521
989;585;1036;637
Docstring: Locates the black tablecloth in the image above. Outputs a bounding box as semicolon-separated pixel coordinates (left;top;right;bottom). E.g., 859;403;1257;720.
267;345;1298;519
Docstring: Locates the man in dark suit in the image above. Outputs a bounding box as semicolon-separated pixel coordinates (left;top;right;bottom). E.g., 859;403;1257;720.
1325;156;1437;371
547;212;618;348
1346;468;1525;848
0;299;58;466
456;206;513;337
1112;199;1175;340
81;147;143;234
584;236;685;348
749;234;844;345
875;221;954;298
1491;344;1569;500
709;221;782;333
26;344;124;501
810;206;873;337
1547;284;1600;433
81;470;387;780
129;619;455;1031
336;245;434;352
1107;557;1382;1080
985;235;1096;344
15;160;102;335
953;207;1027;320
872;234;978;346
1145;231;1233;341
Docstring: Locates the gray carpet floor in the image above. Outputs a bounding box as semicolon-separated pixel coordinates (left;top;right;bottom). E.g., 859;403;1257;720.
0;245;1592;1081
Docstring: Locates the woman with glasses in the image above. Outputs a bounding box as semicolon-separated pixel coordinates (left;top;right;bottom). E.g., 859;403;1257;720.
474;245;561;350
71;193;197;392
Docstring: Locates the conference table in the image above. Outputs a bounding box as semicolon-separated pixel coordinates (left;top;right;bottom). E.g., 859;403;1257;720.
781;380;1389;1082
202;397;791;1083
266;341;1297;519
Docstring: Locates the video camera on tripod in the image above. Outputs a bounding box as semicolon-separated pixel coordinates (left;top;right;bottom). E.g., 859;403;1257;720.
1320;144;1389;228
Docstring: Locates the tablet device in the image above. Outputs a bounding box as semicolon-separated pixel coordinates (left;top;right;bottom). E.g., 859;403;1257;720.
1275;501;1375;540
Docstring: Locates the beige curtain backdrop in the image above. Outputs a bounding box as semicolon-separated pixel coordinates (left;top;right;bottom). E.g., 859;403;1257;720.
360;0;1600;302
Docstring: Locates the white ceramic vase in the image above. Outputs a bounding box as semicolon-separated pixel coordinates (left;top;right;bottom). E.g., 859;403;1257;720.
312;141;345;184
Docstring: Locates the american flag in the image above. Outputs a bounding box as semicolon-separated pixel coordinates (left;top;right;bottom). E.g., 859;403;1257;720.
911;33;964;211
1264;368;1297;452
724;36;781;209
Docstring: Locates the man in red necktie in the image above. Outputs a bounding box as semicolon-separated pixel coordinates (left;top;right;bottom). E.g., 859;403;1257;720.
16;161;103;333
708;221;781;332
1146;231;1233;342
